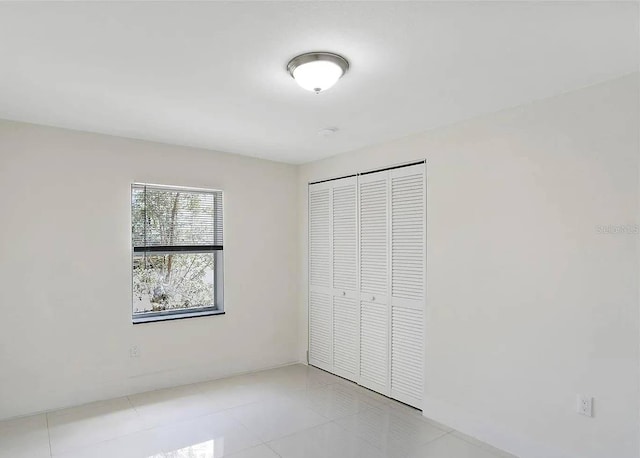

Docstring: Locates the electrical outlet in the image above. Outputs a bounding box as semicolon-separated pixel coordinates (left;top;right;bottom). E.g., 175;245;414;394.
129;345;140;358
576;394;593;417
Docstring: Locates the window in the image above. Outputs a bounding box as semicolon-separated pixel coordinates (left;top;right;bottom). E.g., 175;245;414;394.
131;184;224;323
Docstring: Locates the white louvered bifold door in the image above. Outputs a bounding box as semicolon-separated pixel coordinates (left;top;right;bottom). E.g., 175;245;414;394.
389;163;425;409
308;182;333;372
331;177;360;382
309;163;425;410
358;170;390;396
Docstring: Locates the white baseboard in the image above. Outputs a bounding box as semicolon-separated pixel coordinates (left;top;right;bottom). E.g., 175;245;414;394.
421;396;576;458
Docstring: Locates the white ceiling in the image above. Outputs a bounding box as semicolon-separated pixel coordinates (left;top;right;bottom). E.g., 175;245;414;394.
0;2;637;164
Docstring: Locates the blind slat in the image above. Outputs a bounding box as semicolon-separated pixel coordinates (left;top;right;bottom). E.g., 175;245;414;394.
132;184;223;248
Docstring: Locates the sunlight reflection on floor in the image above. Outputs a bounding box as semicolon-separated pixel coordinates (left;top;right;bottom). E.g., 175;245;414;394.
153;439;218;458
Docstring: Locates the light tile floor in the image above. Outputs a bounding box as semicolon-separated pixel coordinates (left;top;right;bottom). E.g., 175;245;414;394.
0;364;518;458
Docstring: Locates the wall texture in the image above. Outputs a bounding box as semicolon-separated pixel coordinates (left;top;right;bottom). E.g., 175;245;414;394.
298;73;640;458
0;121;300;420
1;73;638;458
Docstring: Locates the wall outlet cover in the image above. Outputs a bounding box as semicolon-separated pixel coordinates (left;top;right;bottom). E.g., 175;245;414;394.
576;394;593;417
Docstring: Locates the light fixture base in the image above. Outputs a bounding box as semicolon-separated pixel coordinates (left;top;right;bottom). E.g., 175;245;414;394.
287;52;349;93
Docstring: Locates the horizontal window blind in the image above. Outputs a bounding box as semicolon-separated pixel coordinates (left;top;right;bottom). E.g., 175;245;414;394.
132;184;223;252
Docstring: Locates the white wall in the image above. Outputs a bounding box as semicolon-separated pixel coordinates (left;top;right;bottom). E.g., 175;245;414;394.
1;74;637;458
0;121;300;420
297;74;640;458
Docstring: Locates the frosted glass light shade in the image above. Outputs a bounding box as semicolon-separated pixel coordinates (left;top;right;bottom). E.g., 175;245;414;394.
293;60;343;93
287;52;349;94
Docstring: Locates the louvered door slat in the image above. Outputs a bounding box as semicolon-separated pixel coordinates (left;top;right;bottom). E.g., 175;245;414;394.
308;183;333;372
391;171;424;301
358;171;390;396
359;177;388;297
333;182;357;291
331;176;359;382
391;306;423;404
333;296;358;378
309;187;331;288
360;300;388;392
309;291;332;367
390;164;425;409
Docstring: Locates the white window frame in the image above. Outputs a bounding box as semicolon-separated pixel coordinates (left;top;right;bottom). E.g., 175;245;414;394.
130;183;225;324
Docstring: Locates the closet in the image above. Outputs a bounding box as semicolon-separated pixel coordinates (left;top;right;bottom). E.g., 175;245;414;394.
308;162;425;409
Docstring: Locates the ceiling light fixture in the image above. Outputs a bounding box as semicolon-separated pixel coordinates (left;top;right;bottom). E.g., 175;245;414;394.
287;52;349;94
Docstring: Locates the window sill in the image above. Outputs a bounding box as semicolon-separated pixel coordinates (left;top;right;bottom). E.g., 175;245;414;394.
132;309;225;324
